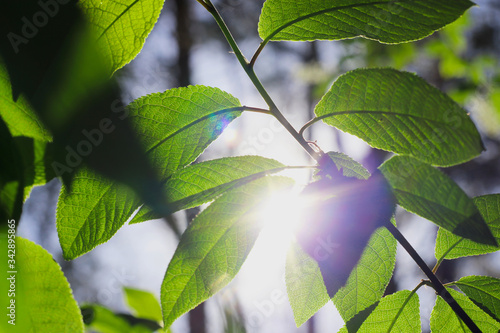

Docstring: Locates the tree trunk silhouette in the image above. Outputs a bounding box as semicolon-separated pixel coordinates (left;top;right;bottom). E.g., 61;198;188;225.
174;0;192;87
185;207;206;333
189;303;207;333
173;1;206;331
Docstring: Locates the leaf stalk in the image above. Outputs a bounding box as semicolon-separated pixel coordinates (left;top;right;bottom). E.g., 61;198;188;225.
250;41;267;67
432;238;464;273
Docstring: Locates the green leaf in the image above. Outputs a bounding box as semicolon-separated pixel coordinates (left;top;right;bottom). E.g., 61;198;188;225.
0;63;51;141
82;305;132;333
124;287;162;322
14;138;55;199
0;132;55;220
315;68;483;167
0;2;98;109
80;0;165;74
435;194;500;260
325;151;371;179
285;221;396;327
379;156;497;246
0;124;54;221
296;171;395;298
128;86;242;179
57;86;242;260
0;180;22;224
0;237;84;332
0;2;166;219
131;155;286;224
338;290;420;333
453;276;500;323
0;118;24;222
258;0;473;44
333;220;397;322
57;170;140;260
161;176;294;328
0;135;55;220
285;241;329;327
430;288;500;332
81;304;160;333
341;302;379;333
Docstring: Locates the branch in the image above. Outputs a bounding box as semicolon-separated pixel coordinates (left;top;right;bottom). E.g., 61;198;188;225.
385;222;482;333
198;0;322;162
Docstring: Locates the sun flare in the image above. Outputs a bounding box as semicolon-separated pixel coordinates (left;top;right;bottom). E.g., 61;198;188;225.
237;184;310;295
236;170;314;295
256;187;308;243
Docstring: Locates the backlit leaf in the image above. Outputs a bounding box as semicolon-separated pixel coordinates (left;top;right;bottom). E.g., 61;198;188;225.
131;155;286;224
0;125;55;222
338;290;420;333
296;171;395;297
0;63;51;141
57;169;140;260
80;0;165;74
285;241;329;327
57;86;242;260
286;221;396;326
435;194;500;260
161;176;293;328
14;137;55;199
379;156;496;246
325;151;371;180
453;276;500;323
81;304;160;333
0;237;84;332
0;118;24;222
81;304;131;333
315;68;483;166
259;0;473;44
124;287;162;323
430;288;500;332
333;220;397;322
0;2;165;221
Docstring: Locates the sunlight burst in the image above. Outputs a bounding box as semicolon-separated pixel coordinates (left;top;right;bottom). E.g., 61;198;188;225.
236;172;314;294
256;187;308;242
236;185;310;295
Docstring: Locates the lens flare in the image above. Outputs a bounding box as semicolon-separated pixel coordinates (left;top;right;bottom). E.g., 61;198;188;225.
256;187;308;239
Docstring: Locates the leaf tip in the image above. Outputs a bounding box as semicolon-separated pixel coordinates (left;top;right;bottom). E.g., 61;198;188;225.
453;212;498;247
